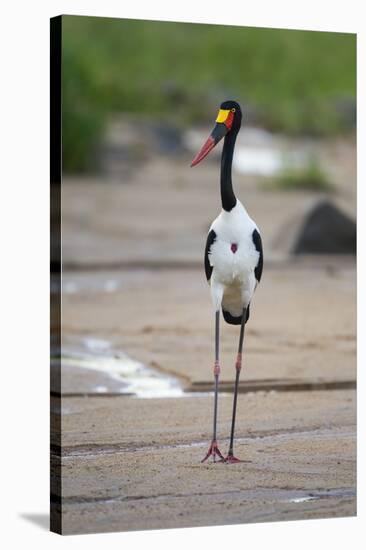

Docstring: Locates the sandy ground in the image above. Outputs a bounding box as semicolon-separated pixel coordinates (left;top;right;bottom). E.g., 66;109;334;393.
52;390;355;534
54;142;356;534
54;261;356;535
61;263;356;387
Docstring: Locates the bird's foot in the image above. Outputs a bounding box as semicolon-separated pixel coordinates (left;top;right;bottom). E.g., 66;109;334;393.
224;451;242;464
201;439;225;463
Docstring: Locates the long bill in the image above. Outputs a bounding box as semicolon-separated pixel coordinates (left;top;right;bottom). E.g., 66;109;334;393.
190;122;229;167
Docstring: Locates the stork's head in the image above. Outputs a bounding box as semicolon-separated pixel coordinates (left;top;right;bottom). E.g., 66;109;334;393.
191;100;242;167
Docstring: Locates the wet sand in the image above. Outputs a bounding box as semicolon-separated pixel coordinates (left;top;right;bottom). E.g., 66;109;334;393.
53;390;355;534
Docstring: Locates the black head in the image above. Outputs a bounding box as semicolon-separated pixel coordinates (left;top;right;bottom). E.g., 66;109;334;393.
191;100;243;167
219;100;242;130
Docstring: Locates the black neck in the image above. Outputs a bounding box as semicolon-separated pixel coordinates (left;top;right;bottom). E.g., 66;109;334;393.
220;130;237;211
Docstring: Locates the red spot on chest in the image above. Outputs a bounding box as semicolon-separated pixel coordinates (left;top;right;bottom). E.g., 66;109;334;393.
231;243;238;254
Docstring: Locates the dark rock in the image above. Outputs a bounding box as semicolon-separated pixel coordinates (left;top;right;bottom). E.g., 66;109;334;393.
292;200;356;254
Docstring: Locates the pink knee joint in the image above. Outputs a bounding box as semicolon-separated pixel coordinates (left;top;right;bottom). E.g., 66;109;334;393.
214;360;220;376
235;353;242;372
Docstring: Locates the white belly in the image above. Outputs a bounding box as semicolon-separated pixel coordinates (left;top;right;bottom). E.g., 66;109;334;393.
210;239;258;314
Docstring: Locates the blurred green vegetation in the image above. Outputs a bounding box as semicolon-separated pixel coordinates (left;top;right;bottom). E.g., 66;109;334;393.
272;156;332;191
61;16;356;172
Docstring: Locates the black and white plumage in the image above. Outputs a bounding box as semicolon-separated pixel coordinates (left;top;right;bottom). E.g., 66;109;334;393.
191;100;263;463
205;204;263;325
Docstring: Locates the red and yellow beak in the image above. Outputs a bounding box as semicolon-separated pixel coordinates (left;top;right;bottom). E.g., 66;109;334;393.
191;108;234;167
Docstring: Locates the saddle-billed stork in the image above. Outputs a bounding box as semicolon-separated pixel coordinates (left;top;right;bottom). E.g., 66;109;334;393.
191;100;263;464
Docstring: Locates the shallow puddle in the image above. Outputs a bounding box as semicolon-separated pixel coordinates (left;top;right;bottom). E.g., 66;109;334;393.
62;337;185;399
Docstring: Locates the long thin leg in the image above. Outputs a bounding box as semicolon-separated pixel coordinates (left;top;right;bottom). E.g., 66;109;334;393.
212;309;220;442
201;310;225;463
225;308;246;463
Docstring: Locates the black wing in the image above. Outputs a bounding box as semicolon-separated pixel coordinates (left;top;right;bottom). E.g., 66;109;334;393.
252;228;263;283
204;229;216;281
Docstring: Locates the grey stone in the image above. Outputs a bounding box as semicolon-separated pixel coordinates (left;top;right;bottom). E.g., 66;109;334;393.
292;200;356;254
